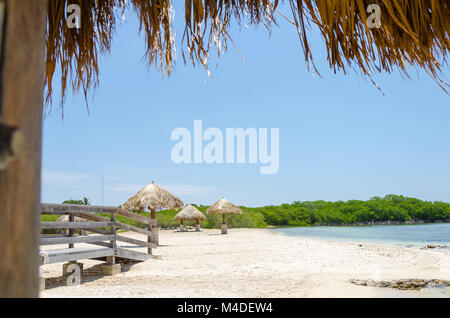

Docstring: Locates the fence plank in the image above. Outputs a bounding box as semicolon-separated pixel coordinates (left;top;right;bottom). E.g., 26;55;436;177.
116;209;157;226
84;227;109;235
73;212;107;222
41;221;113;229
116;234;157;249
74;212;153;237
116;248;152;262
87;241;111;248
84;228;156;249
41;203;117;214
40;234;115;245
115;221;154;237
41;211;106;215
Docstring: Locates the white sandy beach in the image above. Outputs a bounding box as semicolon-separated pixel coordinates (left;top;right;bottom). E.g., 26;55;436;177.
40;228;450;298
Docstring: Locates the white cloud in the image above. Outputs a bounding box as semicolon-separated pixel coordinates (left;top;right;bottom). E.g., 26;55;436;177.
42;170;92;186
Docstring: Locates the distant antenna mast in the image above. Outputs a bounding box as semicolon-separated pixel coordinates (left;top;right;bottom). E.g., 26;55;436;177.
101;177;104;206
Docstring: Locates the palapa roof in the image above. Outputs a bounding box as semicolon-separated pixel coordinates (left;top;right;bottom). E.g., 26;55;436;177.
174;205;206;221
122;182;184;211
45;0;449;108
206;198;242;215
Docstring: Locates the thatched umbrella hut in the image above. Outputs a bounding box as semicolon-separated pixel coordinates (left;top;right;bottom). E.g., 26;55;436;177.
1;0;448;298
174;205;206;232
207;198;242;234
123;181;184;219
122;181;183;244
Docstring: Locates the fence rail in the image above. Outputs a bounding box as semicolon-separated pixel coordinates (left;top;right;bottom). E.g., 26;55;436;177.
41;203;117;214
39;203;157;265
41;221;114;229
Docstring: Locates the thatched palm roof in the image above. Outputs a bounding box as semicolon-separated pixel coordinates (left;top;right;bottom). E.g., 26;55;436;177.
123;181;184;211
174;205;206;221
207;198;242;215
45;0;449;106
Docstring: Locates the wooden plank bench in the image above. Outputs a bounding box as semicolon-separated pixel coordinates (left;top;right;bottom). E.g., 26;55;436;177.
41;247;114;265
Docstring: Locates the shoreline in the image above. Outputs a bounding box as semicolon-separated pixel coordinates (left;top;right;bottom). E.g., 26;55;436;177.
40;228;450;298
265;220;450;228
311;219;450;227
161;220;450;231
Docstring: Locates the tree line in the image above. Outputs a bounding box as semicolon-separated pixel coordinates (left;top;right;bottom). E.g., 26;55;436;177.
241;194;450;227
53;194;450;229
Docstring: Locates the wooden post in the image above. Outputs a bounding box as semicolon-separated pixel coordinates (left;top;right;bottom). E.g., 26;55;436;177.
39;277;46;292
150;208;158;245
109;212;116;265
102;211;120;275
146;222;152;255
68;213;74;249
0;0;48;298
62;213;79;272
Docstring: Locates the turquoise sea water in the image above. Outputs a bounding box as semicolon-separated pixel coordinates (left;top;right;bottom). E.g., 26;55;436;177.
270;223;450;249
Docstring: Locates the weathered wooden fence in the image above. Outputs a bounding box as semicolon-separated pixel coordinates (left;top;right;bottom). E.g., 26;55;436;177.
40;203;158;266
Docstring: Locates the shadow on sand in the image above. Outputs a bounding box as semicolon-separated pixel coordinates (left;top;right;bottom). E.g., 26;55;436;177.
44;259;140;290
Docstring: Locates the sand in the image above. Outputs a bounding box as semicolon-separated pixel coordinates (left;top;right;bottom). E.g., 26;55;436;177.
40;228;450;298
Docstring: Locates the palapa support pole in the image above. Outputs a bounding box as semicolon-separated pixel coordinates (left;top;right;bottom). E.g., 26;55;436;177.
196;219;200;232
221;214;227;234
180;219;184;232
0;0;47;298
150;208;156;220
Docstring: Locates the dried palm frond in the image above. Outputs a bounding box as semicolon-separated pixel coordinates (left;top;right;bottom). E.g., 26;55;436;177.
130;0;174;74
206;197;242;215
182;0;278;73
288;0;449;92
174;204;206;221
45;0;176;110
46;0;122;111
45;0;449;109
122;181;184;211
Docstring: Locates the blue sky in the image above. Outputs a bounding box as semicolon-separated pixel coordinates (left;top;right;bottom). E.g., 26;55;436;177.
42;3;450;207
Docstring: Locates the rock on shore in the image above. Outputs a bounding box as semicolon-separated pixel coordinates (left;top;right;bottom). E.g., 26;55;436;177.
349;279;450;290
